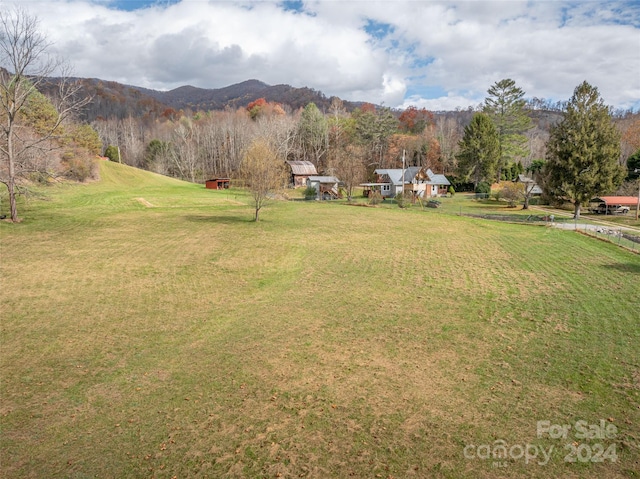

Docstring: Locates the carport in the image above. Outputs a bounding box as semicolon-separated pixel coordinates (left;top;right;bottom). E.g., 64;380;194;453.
589;196;638;215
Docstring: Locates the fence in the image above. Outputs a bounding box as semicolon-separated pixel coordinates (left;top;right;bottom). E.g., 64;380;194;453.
576;226;640;253
458;212;640;253
344;194;640;253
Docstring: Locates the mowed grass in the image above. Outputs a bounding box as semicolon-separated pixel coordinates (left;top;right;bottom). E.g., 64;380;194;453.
1;162;639;479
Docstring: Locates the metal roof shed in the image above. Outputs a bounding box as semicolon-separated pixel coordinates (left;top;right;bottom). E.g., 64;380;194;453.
591;196;639;207
286;160;318;188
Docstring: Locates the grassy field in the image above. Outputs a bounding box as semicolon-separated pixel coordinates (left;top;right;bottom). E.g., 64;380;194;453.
1;162;639;478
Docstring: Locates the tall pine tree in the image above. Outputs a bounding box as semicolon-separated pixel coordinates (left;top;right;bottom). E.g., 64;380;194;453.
545;81;625;219
483;79;532;182
456;113;500;189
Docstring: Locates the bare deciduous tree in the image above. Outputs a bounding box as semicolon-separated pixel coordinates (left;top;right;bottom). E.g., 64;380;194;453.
240;138;287;221
332;143;365;200
0;7;89;221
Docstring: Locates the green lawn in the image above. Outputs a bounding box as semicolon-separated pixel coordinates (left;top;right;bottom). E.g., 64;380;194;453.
1;162;639;478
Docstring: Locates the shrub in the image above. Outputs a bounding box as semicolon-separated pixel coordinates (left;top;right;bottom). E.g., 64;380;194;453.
104;145;120;162
497;182;525;207
62;152;97;182
303;186;317;200
395;191;414;208
475;181;491;195
368;190;383;205
448;185;455;196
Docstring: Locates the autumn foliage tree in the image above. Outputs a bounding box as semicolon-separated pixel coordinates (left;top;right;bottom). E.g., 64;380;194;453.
247;98;268;120
246;98;285;120
398;106;434;135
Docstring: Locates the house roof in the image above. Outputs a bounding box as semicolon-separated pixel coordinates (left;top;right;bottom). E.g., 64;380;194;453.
286;160;317;176
308;176;339;183
516;174;542;194
591;196;639;206
517;174;535;183
375;167;450;186
375;167;421;185
425;168;451;186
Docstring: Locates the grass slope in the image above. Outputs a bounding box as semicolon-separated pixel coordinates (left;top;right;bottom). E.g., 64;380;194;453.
1;162;639;478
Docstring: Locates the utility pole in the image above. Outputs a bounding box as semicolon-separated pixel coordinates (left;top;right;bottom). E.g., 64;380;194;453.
401;149;406;197
636;180;639;221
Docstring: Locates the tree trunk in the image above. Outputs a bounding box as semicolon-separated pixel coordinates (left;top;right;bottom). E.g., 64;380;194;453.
7;130;18;222
254;206;260;222
8;177;18;222
522;195;530;210
574;202;581;219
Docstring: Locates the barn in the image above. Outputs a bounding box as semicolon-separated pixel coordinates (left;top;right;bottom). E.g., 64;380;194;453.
205;178;230;190
286;161;318;188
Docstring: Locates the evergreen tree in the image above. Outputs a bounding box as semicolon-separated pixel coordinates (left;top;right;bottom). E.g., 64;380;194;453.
456;113;500;189
627;149;640;180
483;79;532;182
352;104;398;167
298;102;328;168
545;81;625;218
104;145;120;162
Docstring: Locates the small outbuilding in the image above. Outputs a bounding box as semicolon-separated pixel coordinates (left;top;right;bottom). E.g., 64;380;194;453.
589;196;638;214
205;178;230;190
516;174;543;195
306;176;341;200
286;160;318;188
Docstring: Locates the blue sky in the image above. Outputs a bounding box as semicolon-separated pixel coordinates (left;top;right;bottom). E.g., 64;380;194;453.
12;0;640;111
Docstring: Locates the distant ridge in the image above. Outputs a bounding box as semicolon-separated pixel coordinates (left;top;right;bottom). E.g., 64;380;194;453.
133;79;272;111
41;77;364;122
131;78;364;113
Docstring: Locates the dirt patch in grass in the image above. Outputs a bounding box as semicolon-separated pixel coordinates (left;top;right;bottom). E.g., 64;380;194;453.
135;197;154;207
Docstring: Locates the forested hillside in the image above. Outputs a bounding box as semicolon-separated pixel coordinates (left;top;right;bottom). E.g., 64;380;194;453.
39;77;362;123
54;75;636;196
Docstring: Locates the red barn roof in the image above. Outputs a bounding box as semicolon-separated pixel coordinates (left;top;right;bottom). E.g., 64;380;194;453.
592;196;639;206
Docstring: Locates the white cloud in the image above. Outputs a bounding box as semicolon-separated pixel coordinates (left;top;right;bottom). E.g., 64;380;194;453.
4;0;640;110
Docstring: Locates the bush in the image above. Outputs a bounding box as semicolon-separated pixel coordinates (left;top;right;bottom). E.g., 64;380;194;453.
104;145;120;162
395;192;414;208
475;181;491;195
497;182;524;207
448;185;455;196
303;186;317;200
368;190;383;205
62;153;97;182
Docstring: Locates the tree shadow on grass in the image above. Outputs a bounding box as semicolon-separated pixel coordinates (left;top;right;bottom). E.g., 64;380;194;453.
601;262;640;274
184;214;254;224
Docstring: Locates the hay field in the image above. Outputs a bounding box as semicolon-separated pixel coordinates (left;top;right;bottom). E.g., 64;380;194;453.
1;162;638;478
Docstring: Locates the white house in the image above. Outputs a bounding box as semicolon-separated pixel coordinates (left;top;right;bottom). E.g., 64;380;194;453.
362;167;450;198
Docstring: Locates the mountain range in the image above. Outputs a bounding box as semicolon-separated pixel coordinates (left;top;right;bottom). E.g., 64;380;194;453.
46;78;363;122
